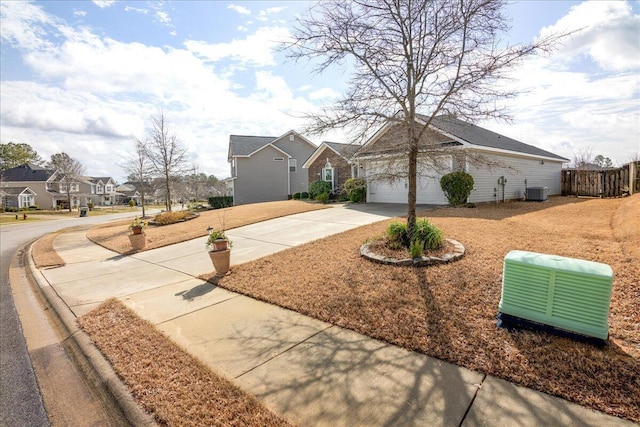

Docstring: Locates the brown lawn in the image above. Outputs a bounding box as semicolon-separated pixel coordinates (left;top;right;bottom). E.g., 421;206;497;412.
86;200;327;254
198;195;640;422
40;196;639;423
78;299;292;427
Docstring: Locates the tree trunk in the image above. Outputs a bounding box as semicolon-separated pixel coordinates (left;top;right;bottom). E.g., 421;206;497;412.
407;139;418;241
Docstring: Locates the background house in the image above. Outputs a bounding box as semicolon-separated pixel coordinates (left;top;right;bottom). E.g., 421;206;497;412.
356;115;569;205
1;163;59;208
0;187;36;210
303;141;361;195
1;163;120;209
225;130;316;205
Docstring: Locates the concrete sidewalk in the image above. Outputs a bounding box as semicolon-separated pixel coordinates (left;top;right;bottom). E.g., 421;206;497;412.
32;204;632;426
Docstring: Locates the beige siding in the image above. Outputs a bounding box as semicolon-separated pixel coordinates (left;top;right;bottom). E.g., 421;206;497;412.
1;181;53;208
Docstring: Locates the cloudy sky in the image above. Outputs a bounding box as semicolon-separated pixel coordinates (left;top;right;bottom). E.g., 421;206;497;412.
1;1;638;182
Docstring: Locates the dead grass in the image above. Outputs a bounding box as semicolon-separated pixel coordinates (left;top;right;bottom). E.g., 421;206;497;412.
78;299;292;427
200;195;640;422
32;230;66;268
86;200;327;254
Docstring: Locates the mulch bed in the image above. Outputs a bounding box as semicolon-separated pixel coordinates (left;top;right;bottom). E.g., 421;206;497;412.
201;195;640;422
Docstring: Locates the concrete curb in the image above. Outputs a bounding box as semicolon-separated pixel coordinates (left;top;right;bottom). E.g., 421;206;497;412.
26;243;157;427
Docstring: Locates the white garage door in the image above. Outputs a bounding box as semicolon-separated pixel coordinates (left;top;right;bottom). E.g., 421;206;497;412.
367;174;449;205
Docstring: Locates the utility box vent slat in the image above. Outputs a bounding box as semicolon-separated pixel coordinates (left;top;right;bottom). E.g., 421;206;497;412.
498;250;613;340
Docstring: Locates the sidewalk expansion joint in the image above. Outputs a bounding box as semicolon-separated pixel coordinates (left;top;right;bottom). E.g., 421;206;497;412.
234;324;335;380
457;373;487;427
156;294;242;326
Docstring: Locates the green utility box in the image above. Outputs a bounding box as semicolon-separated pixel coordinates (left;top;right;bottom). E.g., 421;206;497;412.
499;250;613;340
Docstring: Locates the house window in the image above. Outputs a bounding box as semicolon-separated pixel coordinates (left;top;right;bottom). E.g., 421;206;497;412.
106;185;113;192
322;162;334;190
21;195;31;208
60;183;67;192
71;183;79;192
351;164;359;178
91;185;96;194
273;157;285;161
97;184;104;194
289;159;297;173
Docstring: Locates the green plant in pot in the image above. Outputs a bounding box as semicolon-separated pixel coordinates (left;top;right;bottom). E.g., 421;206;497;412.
206;228;232;276
206;229;232;252
129;216;148;235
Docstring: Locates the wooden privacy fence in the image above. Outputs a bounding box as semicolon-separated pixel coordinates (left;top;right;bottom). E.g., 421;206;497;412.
562;162;640;197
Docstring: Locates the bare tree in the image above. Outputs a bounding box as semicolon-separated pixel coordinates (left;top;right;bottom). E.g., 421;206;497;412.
124;138;154;218
288;0;562;233
571;147;593;169
141;111;188;212
49;152;85;212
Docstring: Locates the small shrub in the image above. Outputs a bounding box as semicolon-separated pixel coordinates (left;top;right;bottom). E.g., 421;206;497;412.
344;177;367;203
292;192;301;200
316;192;330;204
309;180;332;199
412;218;444;250
301;192;309;199
386;221;408;248
440;171;474;207
128;199;135;207
208;196;233;209
153;211;190;225
409;239;424;258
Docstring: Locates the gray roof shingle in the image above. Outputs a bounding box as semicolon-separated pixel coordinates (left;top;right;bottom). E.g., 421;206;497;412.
1;163;57;182
424;115;568;161
229;135;277;157
324;142;361;160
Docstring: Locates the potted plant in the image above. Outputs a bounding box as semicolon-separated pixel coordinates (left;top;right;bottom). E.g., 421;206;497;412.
129;216;148;250
129;216;147;235
206;228;232;276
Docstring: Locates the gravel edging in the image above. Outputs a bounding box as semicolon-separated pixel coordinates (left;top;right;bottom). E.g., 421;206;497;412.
360;238;465;266
26;242;157;427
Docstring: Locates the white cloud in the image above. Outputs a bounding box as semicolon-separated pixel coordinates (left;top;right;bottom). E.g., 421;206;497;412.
0;2;316;180
485;1;640;166
309;87;340;100
73;10;87;18
92;0;115;9
155;10;171;25
184;26;290;67
227;4;251;15
124;6;148;15
539;1;640;71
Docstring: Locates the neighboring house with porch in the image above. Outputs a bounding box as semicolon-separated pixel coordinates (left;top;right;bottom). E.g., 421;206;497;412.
1;163;60;208
355;115;569;205
224;130;317;205
1;163;120;209
302;141;361;195
0;187;37;210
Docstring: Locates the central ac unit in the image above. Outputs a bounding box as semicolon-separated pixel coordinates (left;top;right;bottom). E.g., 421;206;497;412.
526;187;548;201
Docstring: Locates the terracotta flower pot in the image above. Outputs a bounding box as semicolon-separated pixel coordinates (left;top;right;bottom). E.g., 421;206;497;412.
131;226;143;235
129;233;146;250
209;249;231;276
213;239;228;251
